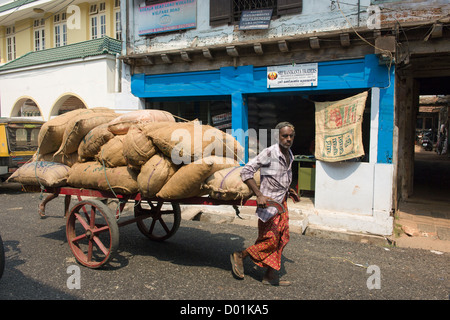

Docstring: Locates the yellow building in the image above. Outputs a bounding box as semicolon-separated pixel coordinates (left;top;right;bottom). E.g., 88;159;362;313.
0;0;122;65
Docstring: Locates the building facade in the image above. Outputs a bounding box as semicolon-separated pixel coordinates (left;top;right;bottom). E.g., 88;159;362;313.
121;0;450;236
0;0;142;120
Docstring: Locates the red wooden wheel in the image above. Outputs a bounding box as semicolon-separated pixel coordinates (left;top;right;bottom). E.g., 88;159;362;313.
66;200;119;268
134;200;181;242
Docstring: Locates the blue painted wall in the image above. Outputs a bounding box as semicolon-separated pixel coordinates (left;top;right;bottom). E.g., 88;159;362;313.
131;54;395;163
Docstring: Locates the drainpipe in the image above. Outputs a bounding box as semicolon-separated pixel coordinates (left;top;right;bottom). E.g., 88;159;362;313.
115;53;121;93
357;0;360;27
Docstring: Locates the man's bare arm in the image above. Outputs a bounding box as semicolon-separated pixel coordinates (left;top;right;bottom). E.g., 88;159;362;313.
243;178;269;208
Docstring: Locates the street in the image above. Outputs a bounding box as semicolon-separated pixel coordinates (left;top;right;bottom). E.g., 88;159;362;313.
0;184;448;304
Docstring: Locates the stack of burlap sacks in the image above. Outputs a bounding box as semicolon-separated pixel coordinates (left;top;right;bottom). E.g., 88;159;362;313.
8;107;259;201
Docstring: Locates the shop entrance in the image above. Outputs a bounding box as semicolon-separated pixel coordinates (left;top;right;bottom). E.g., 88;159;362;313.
148;90;373;197
413;78;450;204
247;92;372;196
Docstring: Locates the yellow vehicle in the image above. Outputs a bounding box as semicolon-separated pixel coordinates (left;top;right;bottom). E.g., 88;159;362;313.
0;118;44;181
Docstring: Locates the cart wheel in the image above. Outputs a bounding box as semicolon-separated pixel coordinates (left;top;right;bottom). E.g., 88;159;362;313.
66;200;119;268
134;201;181;241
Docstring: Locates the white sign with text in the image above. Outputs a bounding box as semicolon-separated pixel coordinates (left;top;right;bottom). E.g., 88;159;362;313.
267;63;318;88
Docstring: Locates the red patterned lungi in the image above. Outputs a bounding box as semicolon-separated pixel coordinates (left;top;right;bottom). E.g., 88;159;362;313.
246;201;289;270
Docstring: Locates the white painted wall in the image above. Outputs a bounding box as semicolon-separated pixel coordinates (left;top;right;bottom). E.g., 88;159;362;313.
311;86;394;235
310;160;394;235
128;0;372;54
315;161;375;215
0;55;143;120
128;0;450;56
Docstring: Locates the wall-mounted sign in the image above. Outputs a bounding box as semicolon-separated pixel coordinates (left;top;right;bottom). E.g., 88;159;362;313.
267;63;318;88
212;112;232;130
138;0;197;36
238;9;273;30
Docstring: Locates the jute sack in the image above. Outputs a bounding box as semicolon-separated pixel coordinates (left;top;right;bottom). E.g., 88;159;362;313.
140;121;176;138
67;162;104;190
222;130;244;162
7;161;69;187
37;151;79;167
148;122;242;163
38;108;86;155
78;123;114;160
96;135;127;167
97;166;139;194
315;91;368;162
108;109;176;135
156;156;238;200
67;162;138;194
137;153;178;198
123;124;158;169
202;166;261;201
54;109;118;156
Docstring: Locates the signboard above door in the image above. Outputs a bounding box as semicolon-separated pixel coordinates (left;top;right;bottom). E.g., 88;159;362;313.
238;9;273;30
267;63;318;88
138;0;197;36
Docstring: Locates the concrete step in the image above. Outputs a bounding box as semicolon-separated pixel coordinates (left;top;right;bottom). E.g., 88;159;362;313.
179;199;310;234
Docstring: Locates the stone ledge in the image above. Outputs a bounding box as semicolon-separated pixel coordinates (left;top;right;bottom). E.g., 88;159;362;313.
304;224;391;247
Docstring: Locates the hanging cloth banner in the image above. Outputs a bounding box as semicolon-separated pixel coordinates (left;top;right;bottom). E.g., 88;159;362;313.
314;91;368;162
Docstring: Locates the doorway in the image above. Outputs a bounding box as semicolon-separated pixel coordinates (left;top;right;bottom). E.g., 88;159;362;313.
412;91;450;203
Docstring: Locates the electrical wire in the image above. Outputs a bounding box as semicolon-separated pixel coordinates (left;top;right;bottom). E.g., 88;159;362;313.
335;0;393;89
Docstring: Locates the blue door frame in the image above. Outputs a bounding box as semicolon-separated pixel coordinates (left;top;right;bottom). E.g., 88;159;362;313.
131;54;395;164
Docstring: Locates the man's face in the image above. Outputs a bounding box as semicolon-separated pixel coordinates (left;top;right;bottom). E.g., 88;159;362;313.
279;126;295;150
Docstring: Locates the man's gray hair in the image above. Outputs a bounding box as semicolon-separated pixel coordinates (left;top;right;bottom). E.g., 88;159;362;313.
275;122;295;132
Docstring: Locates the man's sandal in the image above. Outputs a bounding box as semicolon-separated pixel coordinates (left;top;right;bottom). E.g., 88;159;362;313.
230;252;244;279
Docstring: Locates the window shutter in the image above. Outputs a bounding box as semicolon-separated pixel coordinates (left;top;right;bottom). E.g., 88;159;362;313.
277;0;303;15
210;0;232;26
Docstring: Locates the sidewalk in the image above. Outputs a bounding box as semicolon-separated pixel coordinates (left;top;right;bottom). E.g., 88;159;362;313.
180;197;311;234
181;196;394;247
183;195;450;253
395;199;450;253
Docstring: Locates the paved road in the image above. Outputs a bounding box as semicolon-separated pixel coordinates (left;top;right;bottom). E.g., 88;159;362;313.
0;184;448;306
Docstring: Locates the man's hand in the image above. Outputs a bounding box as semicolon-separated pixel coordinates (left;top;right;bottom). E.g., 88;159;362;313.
256;194;271;209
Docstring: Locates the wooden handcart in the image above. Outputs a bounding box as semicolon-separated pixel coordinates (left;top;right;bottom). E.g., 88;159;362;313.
40;187;285;269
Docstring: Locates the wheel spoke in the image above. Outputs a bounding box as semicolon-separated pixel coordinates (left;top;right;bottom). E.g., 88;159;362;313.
93;236;109;256
71;233;87;243
90;206;96;228
159;217;170;234
92;225;110;235
87;240;94;262
148;217;157;235
74;213;90;231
